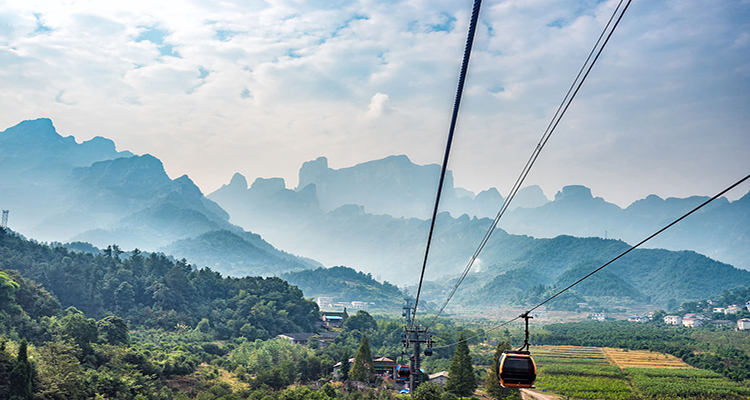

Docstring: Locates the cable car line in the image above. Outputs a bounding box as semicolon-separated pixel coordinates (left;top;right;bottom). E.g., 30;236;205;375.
430;172;750;350
425;0;632;330
527;172;750;313
412;0;483;328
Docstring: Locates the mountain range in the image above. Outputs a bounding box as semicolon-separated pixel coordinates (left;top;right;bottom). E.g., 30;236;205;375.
2;118;749;310
209;156;750;276
0;118;317;276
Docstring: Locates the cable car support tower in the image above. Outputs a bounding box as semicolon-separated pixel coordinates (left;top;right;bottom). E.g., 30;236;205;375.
401;300;432;391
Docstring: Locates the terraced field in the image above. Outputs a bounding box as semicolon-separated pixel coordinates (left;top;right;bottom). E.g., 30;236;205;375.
533;345;609;366
531;345;750;399
604;348;688;369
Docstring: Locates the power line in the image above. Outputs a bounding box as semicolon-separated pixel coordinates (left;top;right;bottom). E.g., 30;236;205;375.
412;0;483;327
528;172;750;313
432;172;750;349
426;0;632;329
432;317;520;350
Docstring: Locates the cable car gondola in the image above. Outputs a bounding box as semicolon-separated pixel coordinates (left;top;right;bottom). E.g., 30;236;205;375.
498;351;536;388
497;312;537;388
397;364;411;379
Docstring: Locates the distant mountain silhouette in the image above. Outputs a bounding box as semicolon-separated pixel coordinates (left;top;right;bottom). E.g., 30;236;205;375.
0;118;134;234
293;155;547;219
4;118;748;309
212;169;750;307
210;155;750;283
0;118;317;277
161;230;317;277
501;185;750;270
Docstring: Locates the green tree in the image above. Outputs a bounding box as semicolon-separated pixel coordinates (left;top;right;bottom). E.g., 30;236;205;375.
349;333;374;383
339;349;350;381
651;310;666;324
113;281;135;310
344;310;377;332
60;307;98;357
0;271;19;310
98;315;129;345
446;332;477;398
35;337;85;400
414;381;443;400
0;339;13;400
485;341;518;400
9;339;34;400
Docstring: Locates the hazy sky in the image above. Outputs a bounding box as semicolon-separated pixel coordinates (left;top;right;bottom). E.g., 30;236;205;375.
1;0;749;208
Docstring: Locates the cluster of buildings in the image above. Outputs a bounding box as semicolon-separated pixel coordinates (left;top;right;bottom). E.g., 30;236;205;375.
276;311;346;347
277;309;450;388
663;313;747;329
659;301;750;329
331;356;449;388
709;300;750;315
317;297;370;311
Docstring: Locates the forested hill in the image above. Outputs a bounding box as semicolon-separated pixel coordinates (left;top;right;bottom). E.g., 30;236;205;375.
416;235;750;310
0;228;319;340
160;229;319;277
0;118;320;279
280;266;405;311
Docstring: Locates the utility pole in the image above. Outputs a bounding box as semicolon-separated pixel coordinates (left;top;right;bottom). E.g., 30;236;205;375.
401;299;432;392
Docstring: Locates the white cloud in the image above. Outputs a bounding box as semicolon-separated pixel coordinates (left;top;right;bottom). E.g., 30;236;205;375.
365;92;390;118
0;0;747;206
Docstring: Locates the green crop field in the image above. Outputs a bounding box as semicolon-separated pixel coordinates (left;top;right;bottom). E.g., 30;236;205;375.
531;345;750;400
627;368;750;399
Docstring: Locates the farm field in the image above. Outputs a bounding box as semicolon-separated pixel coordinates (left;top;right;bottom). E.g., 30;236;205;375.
532;345;750;399
604;347;688;369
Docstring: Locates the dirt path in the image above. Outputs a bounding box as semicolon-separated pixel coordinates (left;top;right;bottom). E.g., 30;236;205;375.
519;388;559;400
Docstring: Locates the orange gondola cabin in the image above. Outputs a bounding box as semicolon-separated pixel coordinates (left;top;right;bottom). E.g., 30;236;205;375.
498;351;537;388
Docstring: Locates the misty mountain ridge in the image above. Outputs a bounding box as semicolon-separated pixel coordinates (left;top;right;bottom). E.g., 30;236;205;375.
3;118;749;312
0;118;317;277
211;154;749;272
293;155;548;219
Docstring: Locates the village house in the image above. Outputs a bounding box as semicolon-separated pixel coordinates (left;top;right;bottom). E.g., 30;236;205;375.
277;332;316;346
664;315;682;325
317;297;333;310
277;331;340;347
682;318;703;328
726;305;741;314
350;301;368;310
589;313;606;321
627;315;649;323
429;371;449;387
333;356;397;380
321;311;346;329
738;318;750;331
713;307;727;314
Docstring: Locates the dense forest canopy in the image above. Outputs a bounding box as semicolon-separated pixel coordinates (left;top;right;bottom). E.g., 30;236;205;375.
0;227;319;341
281;266;405;311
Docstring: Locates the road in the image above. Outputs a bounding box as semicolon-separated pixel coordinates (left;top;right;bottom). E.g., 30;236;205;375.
520;388;559;400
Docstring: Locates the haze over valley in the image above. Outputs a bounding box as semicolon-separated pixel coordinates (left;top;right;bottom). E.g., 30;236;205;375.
2;1;750;398
1;118;748;312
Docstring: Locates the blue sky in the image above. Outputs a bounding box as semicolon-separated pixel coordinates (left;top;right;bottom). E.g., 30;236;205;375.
0;0;748;207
